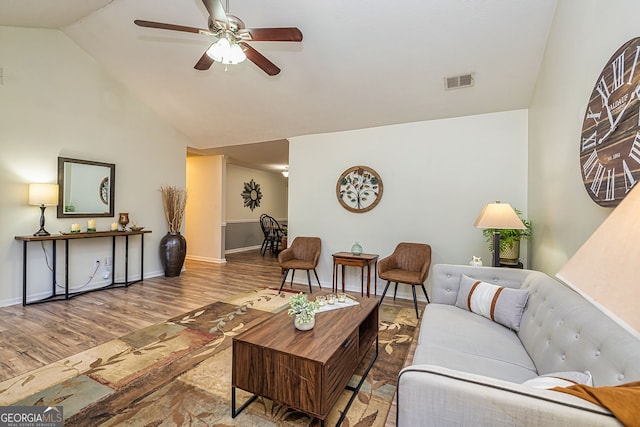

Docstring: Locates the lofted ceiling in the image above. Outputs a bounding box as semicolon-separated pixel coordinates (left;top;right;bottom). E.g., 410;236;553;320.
0;0;557;172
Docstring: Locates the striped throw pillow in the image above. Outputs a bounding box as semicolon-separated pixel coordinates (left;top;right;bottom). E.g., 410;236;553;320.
454;274;529;331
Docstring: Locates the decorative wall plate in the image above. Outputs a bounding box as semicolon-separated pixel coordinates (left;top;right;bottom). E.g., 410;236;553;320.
241;179;262;211
336;165;383;213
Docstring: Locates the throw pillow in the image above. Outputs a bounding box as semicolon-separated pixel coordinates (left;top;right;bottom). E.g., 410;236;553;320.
455;274;529;331
522;371;593;389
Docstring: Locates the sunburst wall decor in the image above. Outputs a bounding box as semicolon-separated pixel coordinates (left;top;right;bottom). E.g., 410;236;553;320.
241;179;263;211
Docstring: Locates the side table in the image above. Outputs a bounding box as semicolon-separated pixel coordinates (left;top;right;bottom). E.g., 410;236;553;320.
332;252;378;297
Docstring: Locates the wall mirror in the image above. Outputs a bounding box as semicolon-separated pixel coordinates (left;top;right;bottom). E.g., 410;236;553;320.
57;157;115;218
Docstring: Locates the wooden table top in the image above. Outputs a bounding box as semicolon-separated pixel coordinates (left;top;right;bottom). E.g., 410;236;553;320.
15;229;152;241
332;252;379;261
233;295;377;365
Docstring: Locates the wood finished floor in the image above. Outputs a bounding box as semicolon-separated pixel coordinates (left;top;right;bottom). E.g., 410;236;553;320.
0;249;421;426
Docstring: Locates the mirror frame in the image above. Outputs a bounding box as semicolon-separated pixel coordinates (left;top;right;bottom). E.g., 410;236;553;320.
57;157;115;218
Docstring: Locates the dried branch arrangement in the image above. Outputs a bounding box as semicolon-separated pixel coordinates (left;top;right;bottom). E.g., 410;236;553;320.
160;186;187;233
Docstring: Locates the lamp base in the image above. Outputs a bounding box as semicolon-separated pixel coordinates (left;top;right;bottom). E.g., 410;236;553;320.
33;205;50;236
33;228;50;237
492;231;500;267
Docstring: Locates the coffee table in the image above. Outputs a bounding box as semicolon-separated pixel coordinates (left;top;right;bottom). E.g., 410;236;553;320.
231;295;378;426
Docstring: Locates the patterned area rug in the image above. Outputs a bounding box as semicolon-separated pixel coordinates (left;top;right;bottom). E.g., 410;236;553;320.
0;287;419;426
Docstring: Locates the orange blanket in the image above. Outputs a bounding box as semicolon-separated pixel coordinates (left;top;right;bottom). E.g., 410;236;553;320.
552;381;640;427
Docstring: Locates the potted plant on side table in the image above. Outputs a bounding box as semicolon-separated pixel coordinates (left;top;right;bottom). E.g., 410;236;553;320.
482;209;532;266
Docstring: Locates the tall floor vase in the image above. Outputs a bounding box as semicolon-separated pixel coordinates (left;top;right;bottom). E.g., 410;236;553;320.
159;232;187;277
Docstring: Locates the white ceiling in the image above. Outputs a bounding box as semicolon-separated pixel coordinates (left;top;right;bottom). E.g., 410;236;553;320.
0;0;557;171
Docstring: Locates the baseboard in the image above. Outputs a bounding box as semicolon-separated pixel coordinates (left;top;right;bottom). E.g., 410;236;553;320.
185;255;227;264
0;270;166;308
224;245;261;254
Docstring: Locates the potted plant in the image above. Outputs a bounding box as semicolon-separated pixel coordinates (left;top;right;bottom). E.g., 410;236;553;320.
482;209;532;265
288;293;319;331
159;185;187;277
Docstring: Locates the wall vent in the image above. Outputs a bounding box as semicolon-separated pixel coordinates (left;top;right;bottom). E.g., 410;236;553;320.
444;73;474;90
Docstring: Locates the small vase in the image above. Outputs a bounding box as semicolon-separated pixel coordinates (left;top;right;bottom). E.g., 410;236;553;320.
118;212;130;231
351;241;363;256
294;314;315;331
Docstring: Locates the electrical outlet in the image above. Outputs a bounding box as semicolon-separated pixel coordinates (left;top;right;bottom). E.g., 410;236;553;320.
105;257;112;266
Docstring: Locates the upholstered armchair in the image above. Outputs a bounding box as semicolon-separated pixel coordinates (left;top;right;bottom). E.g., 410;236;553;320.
278;237;322;294
378;242;432;318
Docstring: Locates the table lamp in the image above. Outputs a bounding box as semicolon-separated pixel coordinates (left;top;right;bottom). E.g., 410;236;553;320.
473;201;526;267
28;183;59;236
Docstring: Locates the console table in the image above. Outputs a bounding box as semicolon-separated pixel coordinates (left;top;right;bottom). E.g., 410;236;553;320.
15;230;151;306
332;252;379;297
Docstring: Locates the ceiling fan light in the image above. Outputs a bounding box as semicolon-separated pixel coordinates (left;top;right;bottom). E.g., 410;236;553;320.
227;43;247;64
207;37;230;61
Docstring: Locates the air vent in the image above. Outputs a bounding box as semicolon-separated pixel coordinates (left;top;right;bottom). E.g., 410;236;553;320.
444;73;474;90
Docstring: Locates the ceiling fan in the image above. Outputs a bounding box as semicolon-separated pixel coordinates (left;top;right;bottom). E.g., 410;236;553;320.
134;0;303;76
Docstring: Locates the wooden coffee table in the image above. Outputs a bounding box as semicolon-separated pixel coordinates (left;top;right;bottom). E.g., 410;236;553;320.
231;295;378;426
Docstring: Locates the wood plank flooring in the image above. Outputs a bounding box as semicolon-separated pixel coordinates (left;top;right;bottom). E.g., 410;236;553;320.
0;249;419;426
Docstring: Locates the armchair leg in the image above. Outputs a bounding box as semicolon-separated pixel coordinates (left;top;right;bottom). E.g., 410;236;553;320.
306;270;313;294
313;269;321;289
393;282;398;300
411;286;420;319
378;281;391;307
278;270;289;294
421;283;430;304
290;270;295;288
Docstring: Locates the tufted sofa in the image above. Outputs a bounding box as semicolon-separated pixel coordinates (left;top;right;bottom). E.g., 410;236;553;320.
397;264;640;426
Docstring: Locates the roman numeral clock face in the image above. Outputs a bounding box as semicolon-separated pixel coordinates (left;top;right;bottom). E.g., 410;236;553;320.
580;37;640;207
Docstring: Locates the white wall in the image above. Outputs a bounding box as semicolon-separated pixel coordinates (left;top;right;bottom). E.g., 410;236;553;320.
289;110;528;298
0;27;188;306
186;155;225;263
528;0;640;275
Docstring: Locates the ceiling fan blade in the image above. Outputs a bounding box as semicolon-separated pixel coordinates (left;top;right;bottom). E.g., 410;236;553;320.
242;27;303;42
194;48;215;70
134;19;204;34
202;0;228;27
240;42;281;76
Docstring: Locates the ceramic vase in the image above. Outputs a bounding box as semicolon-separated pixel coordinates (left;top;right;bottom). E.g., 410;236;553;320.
159;232;187;277
294;314;315;331
351;241;363;256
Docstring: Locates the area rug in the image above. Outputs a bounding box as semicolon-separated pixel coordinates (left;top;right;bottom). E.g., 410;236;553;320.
0;287;419;426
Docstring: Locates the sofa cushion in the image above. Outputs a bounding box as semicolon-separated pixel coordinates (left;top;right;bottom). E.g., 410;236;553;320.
455;274;529;331
414;304;537;382
522;371;593;389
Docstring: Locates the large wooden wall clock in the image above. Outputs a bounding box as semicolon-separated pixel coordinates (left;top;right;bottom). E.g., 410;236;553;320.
580;36;640;207
336;165;383;213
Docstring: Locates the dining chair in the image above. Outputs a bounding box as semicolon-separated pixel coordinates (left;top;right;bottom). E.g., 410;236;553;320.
259;214;285;256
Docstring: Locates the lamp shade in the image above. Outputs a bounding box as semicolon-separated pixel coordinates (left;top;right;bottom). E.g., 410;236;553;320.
28;183;59;206
557;184;640;338
473;201;526;230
